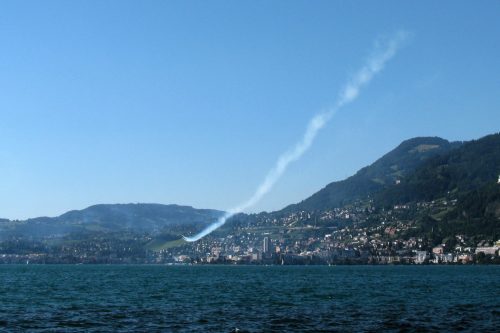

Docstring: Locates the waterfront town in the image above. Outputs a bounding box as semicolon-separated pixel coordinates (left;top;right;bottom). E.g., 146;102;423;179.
1;197;498;265
157;202;500;266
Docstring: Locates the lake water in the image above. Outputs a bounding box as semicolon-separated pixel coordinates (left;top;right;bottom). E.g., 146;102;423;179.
0;265;498;332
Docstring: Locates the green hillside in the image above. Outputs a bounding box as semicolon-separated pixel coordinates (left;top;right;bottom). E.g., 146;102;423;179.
1;204;224;239
377;133;500;206
283;137;460;212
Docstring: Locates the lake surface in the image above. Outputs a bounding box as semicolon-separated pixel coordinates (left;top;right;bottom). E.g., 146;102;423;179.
0;265;498;332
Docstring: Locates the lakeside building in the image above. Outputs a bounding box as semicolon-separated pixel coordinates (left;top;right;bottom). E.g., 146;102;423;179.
263;237;270;255
475;246;499;255
415;251;429;264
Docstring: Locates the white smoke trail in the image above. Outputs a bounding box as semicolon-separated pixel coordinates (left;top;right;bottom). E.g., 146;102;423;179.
183;31;409;242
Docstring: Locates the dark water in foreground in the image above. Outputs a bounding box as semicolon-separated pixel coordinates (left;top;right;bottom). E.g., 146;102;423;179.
0;265;498;332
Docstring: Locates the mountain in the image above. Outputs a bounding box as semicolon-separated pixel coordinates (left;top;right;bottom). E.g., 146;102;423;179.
55;203;223;230
377;133;500;206
1;133;499;260
1;204;224;238
2;133;499;242
279;133;500;239
373;133;500;240
283;136;461;212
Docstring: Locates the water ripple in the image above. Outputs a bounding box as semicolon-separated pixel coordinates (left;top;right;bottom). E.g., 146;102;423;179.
0;265;498;332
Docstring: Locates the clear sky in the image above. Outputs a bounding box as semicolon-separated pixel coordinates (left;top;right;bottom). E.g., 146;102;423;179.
1;1;499;220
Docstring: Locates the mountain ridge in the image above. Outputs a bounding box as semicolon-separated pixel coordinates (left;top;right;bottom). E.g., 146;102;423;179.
281;136;462;213
376;133;500;206
0;203;224;238
2;133;499;241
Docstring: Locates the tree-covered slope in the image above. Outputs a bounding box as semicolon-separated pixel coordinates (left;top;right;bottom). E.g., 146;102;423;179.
2;204;224;238
283;137;460;212
377;133;500;206
55;203;223;230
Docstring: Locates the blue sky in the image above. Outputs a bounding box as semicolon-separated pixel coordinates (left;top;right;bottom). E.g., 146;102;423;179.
1;1;499;219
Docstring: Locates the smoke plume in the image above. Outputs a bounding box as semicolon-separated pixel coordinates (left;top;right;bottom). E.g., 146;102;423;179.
183;31;408;242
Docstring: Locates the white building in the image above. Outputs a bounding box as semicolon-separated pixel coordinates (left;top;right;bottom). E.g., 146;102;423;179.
263;237;271;254
475;246;498;255
415;251;428;264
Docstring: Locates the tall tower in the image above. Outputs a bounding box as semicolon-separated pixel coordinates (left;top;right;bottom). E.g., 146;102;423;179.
263;237;270;254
